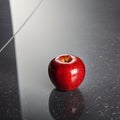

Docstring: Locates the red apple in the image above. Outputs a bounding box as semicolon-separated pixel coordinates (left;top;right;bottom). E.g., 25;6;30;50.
48;54;85;91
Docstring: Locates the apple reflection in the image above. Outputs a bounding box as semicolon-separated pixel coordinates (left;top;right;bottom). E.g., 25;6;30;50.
49;89;84;120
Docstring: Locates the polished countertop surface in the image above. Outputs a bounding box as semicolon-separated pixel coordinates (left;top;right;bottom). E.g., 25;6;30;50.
0;0;120;119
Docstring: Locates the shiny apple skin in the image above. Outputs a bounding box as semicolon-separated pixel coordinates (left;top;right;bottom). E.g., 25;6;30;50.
48;54;85;91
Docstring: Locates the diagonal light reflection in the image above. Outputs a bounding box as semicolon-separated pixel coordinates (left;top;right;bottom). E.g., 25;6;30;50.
0;0;45;53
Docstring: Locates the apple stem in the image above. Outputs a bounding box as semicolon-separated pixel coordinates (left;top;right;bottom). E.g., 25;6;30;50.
64;55;72;63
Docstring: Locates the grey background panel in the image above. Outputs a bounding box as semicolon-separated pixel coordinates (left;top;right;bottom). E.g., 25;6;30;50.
9;0;41;33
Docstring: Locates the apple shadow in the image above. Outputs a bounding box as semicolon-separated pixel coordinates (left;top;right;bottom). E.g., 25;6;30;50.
49;89;85;120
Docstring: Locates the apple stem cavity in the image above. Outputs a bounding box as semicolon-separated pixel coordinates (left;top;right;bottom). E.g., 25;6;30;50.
60;55;72;63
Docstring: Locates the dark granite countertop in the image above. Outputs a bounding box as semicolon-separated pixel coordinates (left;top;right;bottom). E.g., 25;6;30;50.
0;0;120;120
